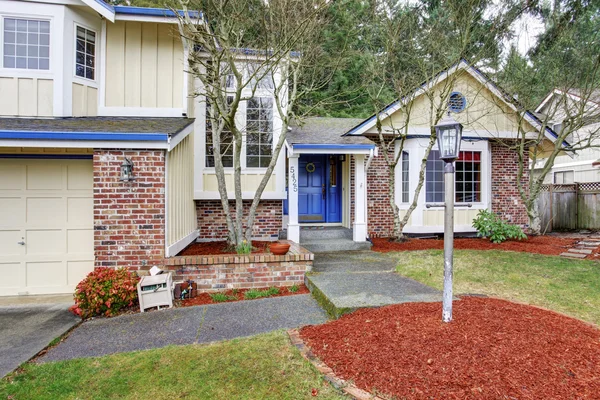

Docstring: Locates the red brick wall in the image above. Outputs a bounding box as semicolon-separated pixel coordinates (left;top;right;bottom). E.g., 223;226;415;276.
196;200;282;241
94;150;166;271
490;142;529;226
366;145;395;238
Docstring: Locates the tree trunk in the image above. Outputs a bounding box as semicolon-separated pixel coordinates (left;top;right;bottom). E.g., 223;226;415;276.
527;200;542;235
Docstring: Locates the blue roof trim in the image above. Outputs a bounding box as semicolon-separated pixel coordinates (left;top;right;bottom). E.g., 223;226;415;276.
0;131;169;142
92;0;114;13
114;6;202;19
292;144;375;150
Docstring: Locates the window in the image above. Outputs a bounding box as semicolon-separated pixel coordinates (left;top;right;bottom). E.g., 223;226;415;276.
426;150;481;203
401;151;409;203
247;63;273;89
455;151;481;202
75;26;95;80
554;170;574;184
205;100;234;167
426;150;445;202
448;92;466;113
246;97;273;167
3;18;50;70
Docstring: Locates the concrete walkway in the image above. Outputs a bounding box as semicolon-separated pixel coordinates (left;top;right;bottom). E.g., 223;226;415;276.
306;251;442;318
40;294;327;363
0;299;79;378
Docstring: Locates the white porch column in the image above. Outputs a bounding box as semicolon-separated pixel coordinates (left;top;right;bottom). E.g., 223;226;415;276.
353;154;367;242
287;154;300;243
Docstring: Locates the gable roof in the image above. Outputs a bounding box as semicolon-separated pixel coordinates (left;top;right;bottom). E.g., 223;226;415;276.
344;59;569;148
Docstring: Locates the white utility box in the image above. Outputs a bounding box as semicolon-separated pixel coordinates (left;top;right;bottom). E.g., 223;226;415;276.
137;272;173;312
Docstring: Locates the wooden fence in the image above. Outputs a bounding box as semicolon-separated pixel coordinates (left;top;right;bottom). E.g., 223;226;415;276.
536;182;600;233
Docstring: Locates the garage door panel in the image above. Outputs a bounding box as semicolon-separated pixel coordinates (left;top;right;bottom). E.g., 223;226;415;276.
26;164;63;190
67;163;93;190
0;263;22;289
26;261;66;288
68;261;93;286
26;230;65;255
0;164;24;190
0;231;23;256
67;229;93;254
0;198;25;227
1;158;93;296
26;197;66;226
67;198;93;225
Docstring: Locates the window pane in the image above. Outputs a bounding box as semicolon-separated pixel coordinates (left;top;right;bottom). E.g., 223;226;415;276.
205;99;234;167
4;31;15;44
16;20;27;31
39;58;49;70
4;44;15;56
39;46;49;57
85;67;94;80
40;34;49;46
76;39;85;52
28;20;39;32
5;19;16;31
40;21;50;34
76;64;85;77
4;56;15;68
86;42;95;55
77;26;86;39
27;46;38;57
27;58;38;69
16;33;26;45
16;57;26;68
247;156;260;167
28;33;38;45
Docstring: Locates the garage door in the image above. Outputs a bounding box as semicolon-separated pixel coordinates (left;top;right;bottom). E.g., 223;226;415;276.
0;158;94;296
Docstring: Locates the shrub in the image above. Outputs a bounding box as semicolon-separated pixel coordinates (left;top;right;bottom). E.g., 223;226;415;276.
289;284;299;293
70;268;140;319
236;240;252;255
472;210;527;244
209;292;236;303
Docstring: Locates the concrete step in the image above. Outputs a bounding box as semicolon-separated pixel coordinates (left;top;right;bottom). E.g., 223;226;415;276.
300;227;353;241
560;252;587;259
301;238;372;253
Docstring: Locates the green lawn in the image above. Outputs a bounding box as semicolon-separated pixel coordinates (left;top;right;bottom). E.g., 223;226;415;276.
0;331;344;400
393;250;600;325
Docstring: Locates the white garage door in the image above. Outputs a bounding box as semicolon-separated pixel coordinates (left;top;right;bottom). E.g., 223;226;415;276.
0;158;94;296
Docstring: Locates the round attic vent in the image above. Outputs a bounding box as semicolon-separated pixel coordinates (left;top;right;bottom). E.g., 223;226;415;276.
448;92;467;113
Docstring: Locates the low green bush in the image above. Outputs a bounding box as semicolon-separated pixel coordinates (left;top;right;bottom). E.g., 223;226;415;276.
472;209;527;244
244;287;279;300
289;284;300;293
209;292;237;302
71;268;139;318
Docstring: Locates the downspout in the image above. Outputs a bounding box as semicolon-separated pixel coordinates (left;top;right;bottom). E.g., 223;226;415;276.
364;147;377;242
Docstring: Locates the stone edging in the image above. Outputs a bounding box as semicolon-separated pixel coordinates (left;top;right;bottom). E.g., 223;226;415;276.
287;329;386;400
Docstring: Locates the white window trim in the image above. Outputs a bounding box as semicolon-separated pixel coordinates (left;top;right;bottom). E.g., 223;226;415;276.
0;15;53;76
72;22;98;86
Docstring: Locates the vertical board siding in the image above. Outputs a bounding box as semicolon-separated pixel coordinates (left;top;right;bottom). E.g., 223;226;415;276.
72;84;99;117
167;135;197;247
0;77;53;117
105;21;183;109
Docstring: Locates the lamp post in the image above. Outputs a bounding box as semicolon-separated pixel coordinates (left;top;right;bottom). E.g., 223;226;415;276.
434;114;463;323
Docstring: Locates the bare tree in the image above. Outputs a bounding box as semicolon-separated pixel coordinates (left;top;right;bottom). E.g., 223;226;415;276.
178;0;340;247
363;0;521;241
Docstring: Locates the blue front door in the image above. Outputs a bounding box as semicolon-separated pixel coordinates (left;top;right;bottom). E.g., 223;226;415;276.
297;155;342;223
298;155;326;222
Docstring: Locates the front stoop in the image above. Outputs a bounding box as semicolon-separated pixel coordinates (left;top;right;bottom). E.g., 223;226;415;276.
305;251;442;319
299;227;372;253
288;329;386;400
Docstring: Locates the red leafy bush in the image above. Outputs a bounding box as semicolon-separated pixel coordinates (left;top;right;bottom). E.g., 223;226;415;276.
70;268;140;318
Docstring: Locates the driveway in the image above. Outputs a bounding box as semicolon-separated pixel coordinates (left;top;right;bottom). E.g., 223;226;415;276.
0;299;79;378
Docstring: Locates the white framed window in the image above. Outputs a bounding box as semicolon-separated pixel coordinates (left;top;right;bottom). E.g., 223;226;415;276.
3;18;50;70
554;170;574;184
401;151;409;203
205;99;234;168
246;97;273;168
426;150;481;203
75;25;95;80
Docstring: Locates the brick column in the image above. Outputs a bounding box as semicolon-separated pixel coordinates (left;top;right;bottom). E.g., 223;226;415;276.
93;150;166;271
490;142;529;226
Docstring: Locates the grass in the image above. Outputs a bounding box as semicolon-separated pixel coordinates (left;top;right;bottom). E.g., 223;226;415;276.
209;292;237;302
244;287;280;300
392;249;600;325
0;331;343;400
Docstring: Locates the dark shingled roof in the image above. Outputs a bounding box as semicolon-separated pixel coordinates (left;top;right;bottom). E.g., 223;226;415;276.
288;117;371;145
0;117;194;135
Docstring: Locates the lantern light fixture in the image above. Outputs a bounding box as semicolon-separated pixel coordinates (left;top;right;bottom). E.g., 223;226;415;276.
119;157;135;182
435;114;463;162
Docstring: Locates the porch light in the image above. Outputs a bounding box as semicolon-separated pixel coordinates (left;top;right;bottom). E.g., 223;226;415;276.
433;114;463;324
435;114;463;161
119;157;135;182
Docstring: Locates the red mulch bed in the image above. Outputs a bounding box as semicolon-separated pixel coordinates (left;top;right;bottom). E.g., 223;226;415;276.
300;297;600;399
179;285;310;307
178;241;271;256
372;235;578;256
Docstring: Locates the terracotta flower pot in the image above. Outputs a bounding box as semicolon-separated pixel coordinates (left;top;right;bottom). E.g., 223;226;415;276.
270;242;291;255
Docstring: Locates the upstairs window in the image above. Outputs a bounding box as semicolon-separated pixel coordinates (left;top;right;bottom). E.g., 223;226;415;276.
3;18;50;70
75;26;95;80
246;97;273;167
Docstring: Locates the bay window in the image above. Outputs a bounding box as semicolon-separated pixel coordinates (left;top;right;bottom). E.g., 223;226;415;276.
3;18;50;70
246;97;273;168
